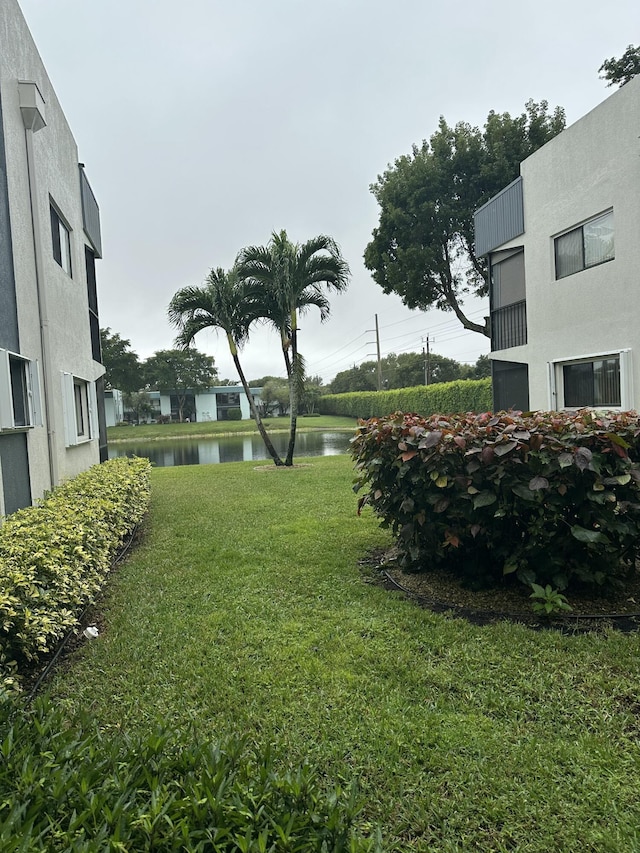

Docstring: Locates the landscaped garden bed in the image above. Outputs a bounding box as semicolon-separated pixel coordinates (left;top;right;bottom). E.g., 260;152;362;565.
352;409;640;602
0;456;151;695
31;456;640;851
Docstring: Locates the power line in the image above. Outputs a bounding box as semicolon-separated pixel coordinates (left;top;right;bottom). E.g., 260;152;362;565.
311;330;368;366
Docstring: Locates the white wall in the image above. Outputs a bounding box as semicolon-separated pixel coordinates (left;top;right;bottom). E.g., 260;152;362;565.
491;75;640;411
0;0;102;497
104;390;124;427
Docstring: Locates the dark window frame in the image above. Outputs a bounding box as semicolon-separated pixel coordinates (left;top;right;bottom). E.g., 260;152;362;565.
50;203;72;276
562;356;621;408
0;350;40;431
554;210;614;280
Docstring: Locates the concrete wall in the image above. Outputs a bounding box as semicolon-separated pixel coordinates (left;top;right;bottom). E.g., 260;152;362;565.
0;0;103;512
489;74;640;410
104;390;124;427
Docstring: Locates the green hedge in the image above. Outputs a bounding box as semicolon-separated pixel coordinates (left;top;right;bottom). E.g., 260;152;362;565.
352;410;640;594
0;457;151;694
0;697;380;852
319;378;492;419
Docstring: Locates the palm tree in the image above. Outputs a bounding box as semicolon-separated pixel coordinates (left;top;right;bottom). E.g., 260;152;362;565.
168;267;285;466
237;231;350;466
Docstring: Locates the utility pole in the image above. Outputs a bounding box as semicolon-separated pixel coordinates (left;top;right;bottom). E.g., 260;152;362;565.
366;314;383;391
422;335;432;385
375;314;382;391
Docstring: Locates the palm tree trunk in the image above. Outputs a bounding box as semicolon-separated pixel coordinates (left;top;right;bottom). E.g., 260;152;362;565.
285;324;299;466
281;330;292;378
229;338;283;466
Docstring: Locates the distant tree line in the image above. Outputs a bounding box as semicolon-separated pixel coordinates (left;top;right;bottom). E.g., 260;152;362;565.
326;352;489;394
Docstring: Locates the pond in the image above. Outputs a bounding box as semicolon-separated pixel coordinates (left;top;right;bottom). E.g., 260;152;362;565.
107;430;354;468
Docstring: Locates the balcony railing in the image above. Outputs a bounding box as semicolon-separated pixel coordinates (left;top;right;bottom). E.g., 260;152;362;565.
474;176;524;257
492;300;527;351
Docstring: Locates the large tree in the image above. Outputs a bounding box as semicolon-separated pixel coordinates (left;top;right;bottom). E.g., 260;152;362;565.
100;328;141;393
123;390;154;425
260;378;290;417
237;231;350;466
364;100;565;337
301;375;324;415
599;45;640;87
168;267;284;465
144;347;217;422
328;364;377;395
462;353;491;380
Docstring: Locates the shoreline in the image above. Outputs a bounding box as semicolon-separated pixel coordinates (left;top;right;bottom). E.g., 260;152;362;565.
107;426;356;444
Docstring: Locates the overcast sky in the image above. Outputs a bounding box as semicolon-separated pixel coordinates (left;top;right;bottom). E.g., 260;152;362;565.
17;0;639;384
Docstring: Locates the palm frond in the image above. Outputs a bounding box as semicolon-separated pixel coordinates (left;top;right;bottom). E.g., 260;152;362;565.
167;267;255;349
295;288;331;322
291;350;307;397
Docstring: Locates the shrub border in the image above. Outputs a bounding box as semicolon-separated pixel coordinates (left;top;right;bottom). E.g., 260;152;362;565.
1;457;151;694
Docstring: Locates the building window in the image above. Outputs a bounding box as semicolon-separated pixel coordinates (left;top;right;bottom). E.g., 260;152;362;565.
554;210;614;280
490;248;527;351
62;373;96;445
74;380;89;437
217;392;240;407
551;350;631;410
50;204;72;276
0;350;41;430
563;357;621;408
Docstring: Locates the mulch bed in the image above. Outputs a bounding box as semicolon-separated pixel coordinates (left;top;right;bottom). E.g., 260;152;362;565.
360;548;640;633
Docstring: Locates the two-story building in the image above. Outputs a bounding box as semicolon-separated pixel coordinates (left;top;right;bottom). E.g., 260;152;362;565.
104;386;265;426
475;75;640;414
0;0;106;515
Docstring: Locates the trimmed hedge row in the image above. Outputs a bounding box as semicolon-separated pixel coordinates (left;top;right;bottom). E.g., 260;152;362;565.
0;697;380;852
0;457;151;694
352;410;640;593
319;378;492;419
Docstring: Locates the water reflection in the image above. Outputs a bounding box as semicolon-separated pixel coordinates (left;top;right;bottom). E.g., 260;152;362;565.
108;431;353;468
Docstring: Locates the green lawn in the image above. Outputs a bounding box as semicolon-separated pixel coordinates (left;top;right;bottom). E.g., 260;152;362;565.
50;455;640;851
107;414;357;442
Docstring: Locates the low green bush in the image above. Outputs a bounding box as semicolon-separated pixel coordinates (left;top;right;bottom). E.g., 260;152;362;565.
226;408;242;421
352;410;640;593
319;378;491;419
0;457;151;694
0;697;379;852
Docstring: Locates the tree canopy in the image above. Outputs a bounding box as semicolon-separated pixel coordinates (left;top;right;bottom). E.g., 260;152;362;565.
248;375;284;388
100;328;141;393
237;230;350;465
144;348;217;422
364;101;565;337
327;351;489;393
599;45;640;87
260;378;290;417
123;390;153;425
168;267;283;463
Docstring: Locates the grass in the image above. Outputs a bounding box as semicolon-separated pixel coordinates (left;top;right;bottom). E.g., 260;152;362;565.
49;455;640;851
107;414;357;442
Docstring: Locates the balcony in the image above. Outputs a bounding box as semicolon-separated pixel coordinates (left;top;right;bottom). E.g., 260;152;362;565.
474;177;524;257
492;300;527;351
79;165;102;258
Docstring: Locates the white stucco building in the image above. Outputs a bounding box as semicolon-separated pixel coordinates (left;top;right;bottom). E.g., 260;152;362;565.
0;0;106;515
107;386;264;426
474;74;640;413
